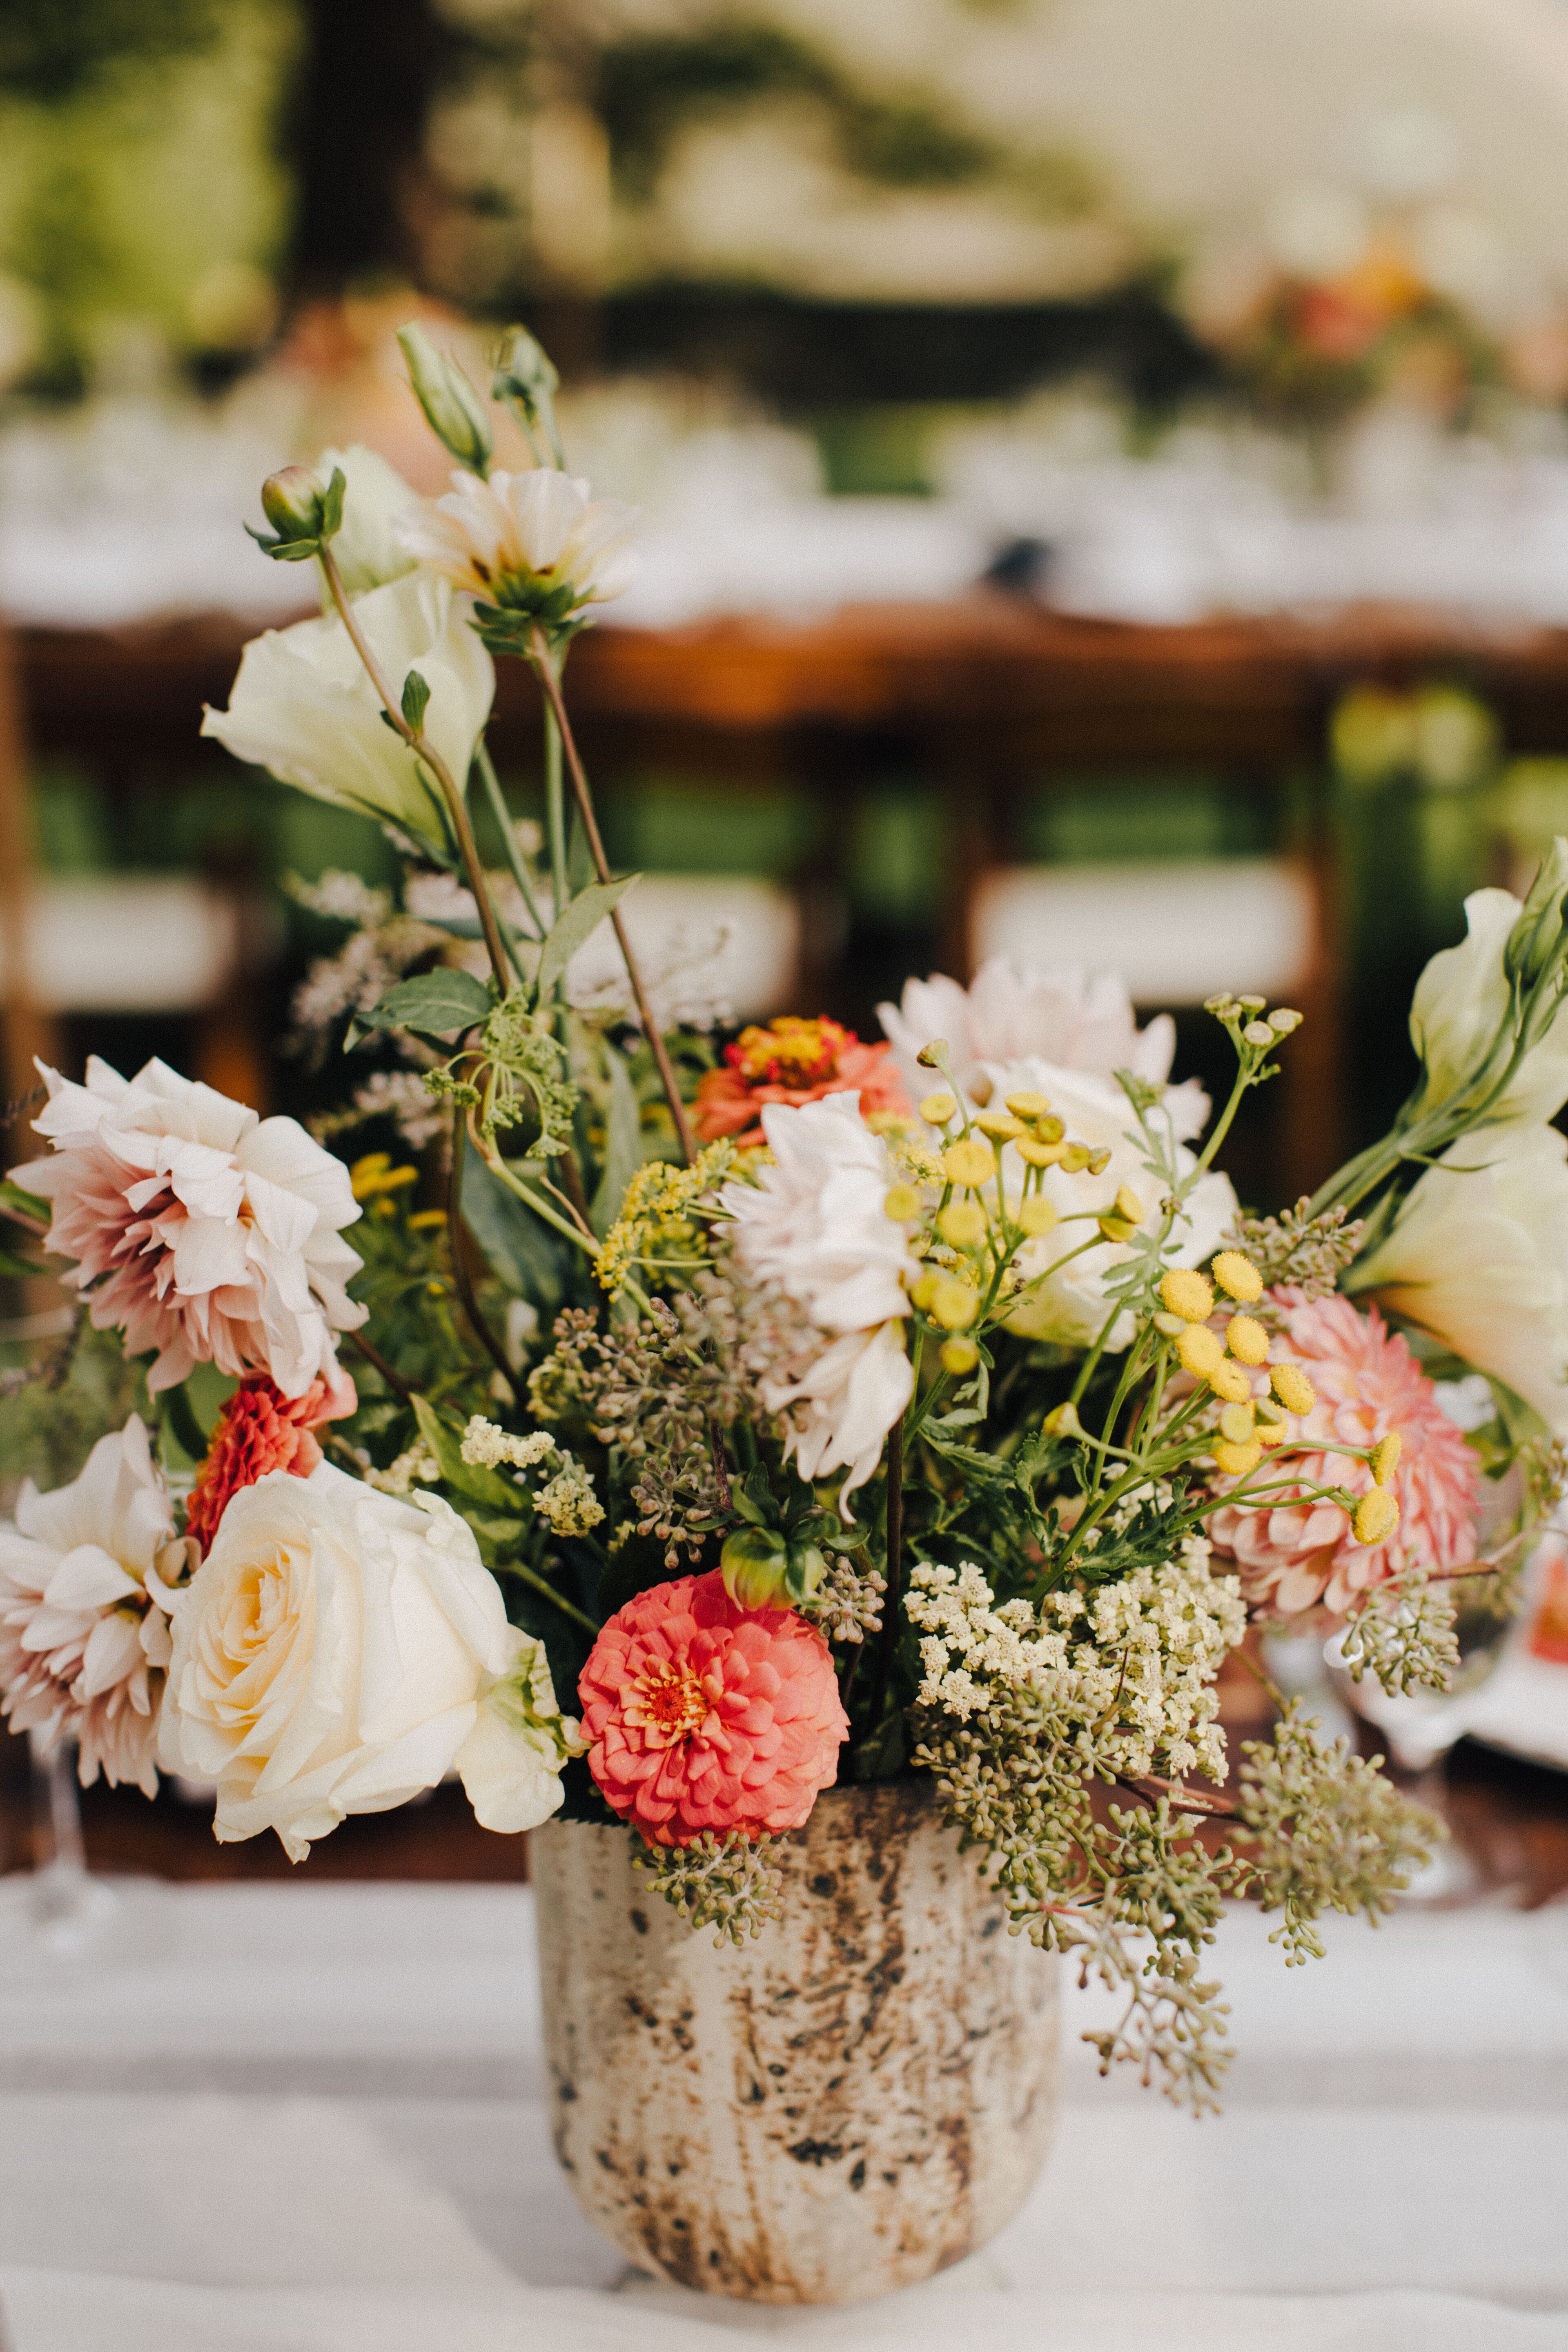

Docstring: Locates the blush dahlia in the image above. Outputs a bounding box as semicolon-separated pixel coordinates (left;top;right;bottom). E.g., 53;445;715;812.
579;1570;847;1845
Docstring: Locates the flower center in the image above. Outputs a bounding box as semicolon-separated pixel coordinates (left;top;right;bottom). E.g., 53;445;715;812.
635;1659;709;1743
727;1016;850;1089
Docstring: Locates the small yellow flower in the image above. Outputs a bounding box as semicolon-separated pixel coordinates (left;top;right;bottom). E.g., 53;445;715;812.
1161;1269;1216;1323
1176;1324;1224;1377
1352;1488;1401;1546
1097;1214;1136;1245
910;1270;942;1311
930;1277;978;1330
1086;1147;1111;1176
1113;1185;1144;1226
408;1209;446;1231
1152;1310;1187;1337
1213;1438;1263;1477
1211;1249;1263;1303
1058;1143;1093;1175
1017;1196;1059;1236
938;1200;987;1247
920;1091;958;1125
1271;1363;1316;1416
1016;1136;1067;1167
1369;1432;1402;1488
940;1337;979;1374
1226;1314;1270;1365
1256;1419;1288;1448
351;1154;419;1201
974;1109;1025;1140
943;1138;996;1188
884;1183;922;1222
1004;1090;1052;1119
1208;1358;1254;1405
1218;1401;1256;1444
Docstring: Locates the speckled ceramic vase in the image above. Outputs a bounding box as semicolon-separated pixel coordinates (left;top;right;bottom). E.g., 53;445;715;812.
529;1781;1059;2305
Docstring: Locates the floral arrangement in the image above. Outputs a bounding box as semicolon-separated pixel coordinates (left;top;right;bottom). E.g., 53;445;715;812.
4;320;1566;2112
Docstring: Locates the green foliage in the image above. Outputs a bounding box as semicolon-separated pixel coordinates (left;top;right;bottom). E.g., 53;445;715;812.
0;1318;148;1499
0;0;219;106
632;1827;786;1946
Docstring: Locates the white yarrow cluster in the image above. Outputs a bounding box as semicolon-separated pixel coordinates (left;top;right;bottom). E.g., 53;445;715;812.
906;1560;1067;1721
462;1418;555;1470
461;1418;604;1535
1042;1537;1246;1783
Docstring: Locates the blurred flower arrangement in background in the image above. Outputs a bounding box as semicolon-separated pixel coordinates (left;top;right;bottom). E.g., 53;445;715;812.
5;312;1568;2121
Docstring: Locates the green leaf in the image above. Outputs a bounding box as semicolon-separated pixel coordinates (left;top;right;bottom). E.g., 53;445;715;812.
537;875;637;1002
590;1050;643;1237
411;1394;528;1515
460;1149;568;1309
358;966;492;1040
400;667;431;732
0;1180;49;1223
0;1244;40;1279
320;466;347;541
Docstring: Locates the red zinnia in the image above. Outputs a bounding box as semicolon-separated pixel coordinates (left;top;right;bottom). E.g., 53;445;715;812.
693;1015;911;1149
579;1569;847;1846
185;1363;356;1555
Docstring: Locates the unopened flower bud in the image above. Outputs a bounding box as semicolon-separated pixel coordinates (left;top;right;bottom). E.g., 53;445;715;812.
1004;1091;1051;1119
1503;835;1568;991
974;1110;1024;1140
910;1270;942;1311
1042;1400;1082;1439
1218;1401;1256;1444
1086;1147;1111;1176
931;1277;978;1330
940;1337;979;1375
1113;1185;1144;1226
1269;1007;1303;1034
492;325;561;455
261;465;327;542
720;1525;790;1610
1016;1136;1067;1167
915;1040;948;1069
1210;1250;1263;1303
1351;1488;1401;1546
919;1091;957;1125
1236;994;1266;1011
1243;1022;1274;1047
397;323;494;473
1060;1143;1093;1175
884;1183;921;1222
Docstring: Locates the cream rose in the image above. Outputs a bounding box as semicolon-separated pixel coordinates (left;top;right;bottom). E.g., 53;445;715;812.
159;1466;580;1860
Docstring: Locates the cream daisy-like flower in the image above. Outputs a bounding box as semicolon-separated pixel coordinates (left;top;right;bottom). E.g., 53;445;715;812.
0;1419;189;1796
721;1093;918;1508
393;466;638;629
11;1056;366;1397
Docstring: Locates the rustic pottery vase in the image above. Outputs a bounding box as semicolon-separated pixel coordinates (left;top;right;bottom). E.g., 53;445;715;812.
529;1780;1059;2305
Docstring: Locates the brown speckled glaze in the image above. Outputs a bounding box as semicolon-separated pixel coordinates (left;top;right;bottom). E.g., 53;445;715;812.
530;1780;1058;2304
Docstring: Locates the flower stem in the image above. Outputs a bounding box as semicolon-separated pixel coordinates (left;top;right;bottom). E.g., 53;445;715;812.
528;629;696;1164
869;1412;904;1727
473;739;545;939
496;1556;601;1636
448;1107;516;1387
319;546;511;992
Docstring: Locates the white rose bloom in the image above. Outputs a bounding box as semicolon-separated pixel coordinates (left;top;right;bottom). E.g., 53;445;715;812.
0;1419;185;1797
1408;885;1568;1129
721;1094;918;1507
1349;1125;1568;1436
11;1055;365;1397
201;570;494;849
315;443;420;598
988;1055;1238;1350
159;1467;581;1861
394;466;638;618
880;958;1209;1138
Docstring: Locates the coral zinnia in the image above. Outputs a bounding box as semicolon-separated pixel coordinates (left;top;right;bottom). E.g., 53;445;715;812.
185;1364;357;1555
579;1569;847;1845
1207;1287;1479;1617
694;1016;911;1148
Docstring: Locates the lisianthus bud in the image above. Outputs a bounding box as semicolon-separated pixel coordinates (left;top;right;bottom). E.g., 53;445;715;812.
719;1526;826;1611
397;324;494;474
493;326;562;458
261;466;327;541
1503;835;1568;993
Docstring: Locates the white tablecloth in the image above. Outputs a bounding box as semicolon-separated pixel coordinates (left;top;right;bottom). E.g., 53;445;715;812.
1;1880;1565;2350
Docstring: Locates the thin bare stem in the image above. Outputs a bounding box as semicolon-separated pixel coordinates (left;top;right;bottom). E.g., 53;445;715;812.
448;1106;516;1388
869;1413;905;1727
529;630;696;1163
319;546;510;991
473;739;545;938
349;1327;420;1403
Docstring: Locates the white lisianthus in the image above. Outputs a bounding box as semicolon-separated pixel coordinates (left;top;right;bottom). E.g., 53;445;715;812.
990;1055;1238;1350
11;1056;365;1397
314;443;420;599
201;570;494;849
1348;1125;1568;1436
0;1419;188;1797
1408;885;1568;1128
880;958;1209;1137
721;1094;918;1507
159;1467;583;1861
394;467;638;622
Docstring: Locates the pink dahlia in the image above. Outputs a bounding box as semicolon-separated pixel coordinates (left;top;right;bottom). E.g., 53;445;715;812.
185;1363;357;1555
10;1056;366;1396
1209;1285;1479;1617
579;1569;847;1845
